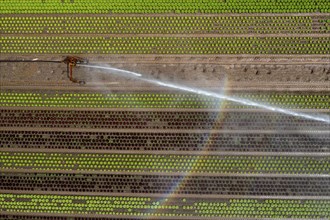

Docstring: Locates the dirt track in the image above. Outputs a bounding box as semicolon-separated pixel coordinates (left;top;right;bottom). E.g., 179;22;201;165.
1;59;330;88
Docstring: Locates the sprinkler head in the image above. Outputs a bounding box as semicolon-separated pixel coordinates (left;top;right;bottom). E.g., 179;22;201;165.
63;56;88;65
63;56;88;83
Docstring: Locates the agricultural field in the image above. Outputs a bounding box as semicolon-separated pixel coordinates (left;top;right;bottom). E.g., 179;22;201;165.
0;0;329;220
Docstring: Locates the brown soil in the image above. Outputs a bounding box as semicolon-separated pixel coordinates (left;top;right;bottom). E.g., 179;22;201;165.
1;58;329;88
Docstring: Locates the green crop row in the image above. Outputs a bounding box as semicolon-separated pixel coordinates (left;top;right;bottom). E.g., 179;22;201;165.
1;92;329;109
0;152;328;175
1;16;329;35
1;0;329;14
1;36;329;54
320;18;330;29
0;194;329;218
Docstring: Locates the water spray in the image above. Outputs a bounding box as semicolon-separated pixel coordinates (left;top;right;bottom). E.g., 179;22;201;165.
78;63;330;125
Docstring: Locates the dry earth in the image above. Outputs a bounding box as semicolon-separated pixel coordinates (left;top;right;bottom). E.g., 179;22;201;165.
1;55;330;89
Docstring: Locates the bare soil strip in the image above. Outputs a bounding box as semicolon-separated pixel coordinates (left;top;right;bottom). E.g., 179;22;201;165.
2;127;328;134
1;106;329;113
2;54;330;62
1;169;328;178
2;82;330;91
1;147;328;157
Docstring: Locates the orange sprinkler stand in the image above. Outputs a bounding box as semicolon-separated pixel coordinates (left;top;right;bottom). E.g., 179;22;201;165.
62;56;88;83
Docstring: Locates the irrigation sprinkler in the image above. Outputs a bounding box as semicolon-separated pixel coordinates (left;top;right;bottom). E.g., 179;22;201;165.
0;56;88;84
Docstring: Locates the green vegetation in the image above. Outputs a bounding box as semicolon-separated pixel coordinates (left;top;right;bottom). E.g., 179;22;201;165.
0;152;328;174
1;36;329;55
196;199;330;218
1;92;329;109
1;16;329;35
319;18;330;32
0;194;329;218
1;0;329;14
